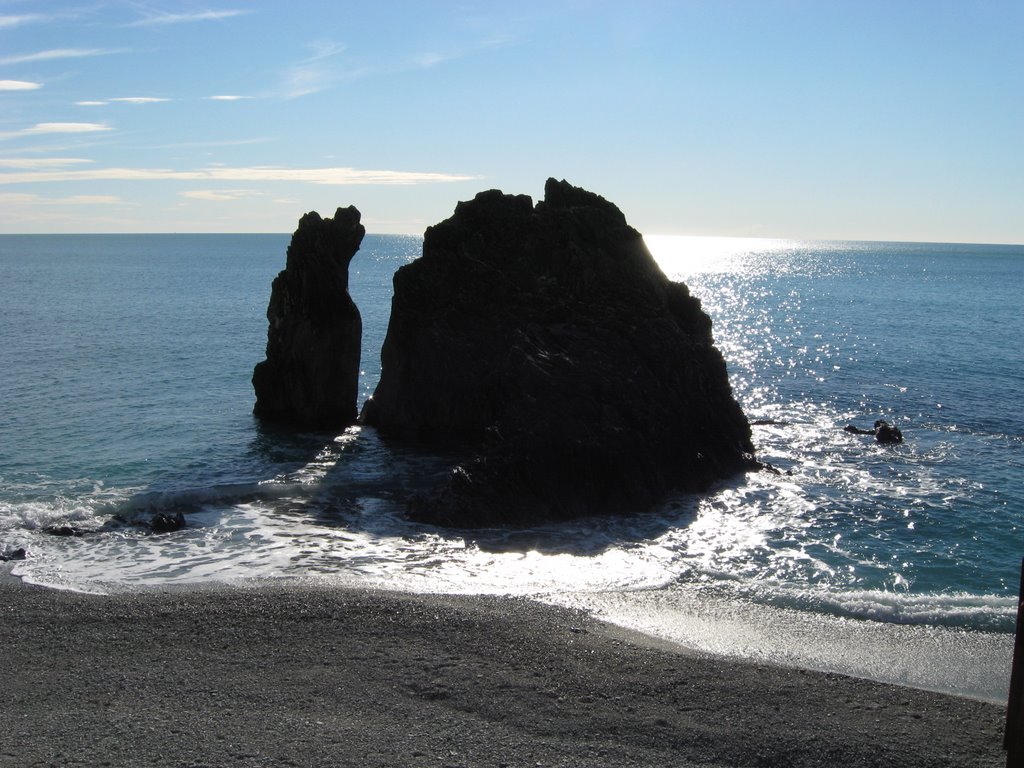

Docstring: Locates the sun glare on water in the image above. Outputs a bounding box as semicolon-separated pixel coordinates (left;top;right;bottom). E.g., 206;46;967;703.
644;235;794;279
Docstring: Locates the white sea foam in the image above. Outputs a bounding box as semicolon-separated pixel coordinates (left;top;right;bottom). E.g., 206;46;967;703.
10;495;682;597
762;586;1018;629
0;481;138;533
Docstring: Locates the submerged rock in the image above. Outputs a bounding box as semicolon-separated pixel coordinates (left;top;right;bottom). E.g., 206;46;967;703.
361;179;757;526
253;207;364;429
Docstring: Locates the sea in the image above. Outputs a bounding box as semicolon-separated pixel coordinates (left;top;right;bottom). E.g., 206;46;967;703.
1;233;1021;703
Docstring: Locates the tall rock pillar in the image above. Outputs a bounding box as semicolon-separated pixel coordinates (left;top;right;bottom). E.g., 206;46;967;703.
252;206;364;429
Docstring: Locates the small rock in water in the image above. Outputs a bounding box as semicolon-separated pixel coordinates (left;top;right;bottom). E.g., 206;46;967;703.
873;420;903;444
148;511;187;534
844;419;903;444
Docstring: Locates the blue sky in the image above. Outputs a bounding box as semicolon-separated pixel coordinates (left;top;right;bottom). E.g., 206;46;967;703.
1;1;1021;242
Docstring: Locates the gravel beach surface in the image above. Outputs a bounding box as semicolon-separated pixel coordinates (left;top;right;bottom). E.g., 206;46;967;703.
0;578;1007;767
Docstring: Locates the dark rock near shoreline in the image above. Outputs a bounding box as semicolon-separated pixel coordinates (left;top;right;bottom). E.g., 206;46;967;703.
361;179;757;526
41;511;187;538
0;546;26;561
148;511;186;534
253;207;364;430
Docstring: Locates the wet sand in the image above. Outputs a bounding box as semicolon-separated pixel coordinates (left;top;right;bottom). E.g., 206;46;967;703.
0;579;1007;767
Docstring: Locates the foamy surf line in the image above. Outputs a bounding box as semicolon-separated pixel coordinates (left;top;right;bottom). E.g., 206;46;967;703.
543;585;1014;704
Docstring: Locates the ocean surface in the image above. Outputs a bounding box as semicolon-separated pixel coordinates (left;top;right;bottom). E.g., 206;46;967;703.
1;233;1021;702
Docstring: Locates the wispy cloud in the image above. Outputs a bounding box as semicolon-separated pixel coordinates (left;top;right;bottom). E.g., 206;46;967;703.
181;189;264;202
0;14;48;29
0;48;128;66
0;192;38;204
0;164;479;185
205;95;252;101
278;40;366;99
271;33;513;99
126;9;248;27
24;122;112;135
307;41;348;60
410;35;513;71
112;96;171;104
0;158;93;168
414;52;453;69
60;194;125;205
0;11;81;29
0;80;43;91
148;137;271;149
0;191;125;206
78;97;171;106
0;122;112;141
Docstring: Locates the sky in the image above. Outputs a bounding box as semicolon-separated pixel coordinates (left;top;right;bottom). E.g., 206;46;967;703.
0;1;1021;243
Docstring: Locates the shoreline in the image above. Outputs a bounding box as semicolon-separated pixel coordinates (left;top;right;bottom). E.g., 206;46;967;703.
544;586;1014;705
0;575;1008;767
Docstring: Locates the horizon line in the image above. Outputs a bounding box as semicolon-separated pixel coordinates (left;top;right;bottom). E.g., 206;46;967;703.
0;231;1020;248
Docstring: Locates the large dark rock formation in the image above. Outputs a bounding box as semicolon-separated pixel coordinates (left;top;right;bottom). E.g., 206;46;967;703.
253;207;364;429
361;179;757;527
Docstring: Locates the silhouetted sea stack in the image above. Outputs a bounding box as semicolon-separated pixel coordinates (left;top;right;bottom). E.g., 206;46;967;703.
252;207;364;429
361;179;757;526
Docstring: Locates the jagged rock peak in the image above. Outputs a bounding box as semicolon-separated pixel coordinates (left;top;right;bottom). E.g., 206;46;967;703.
285;207;364;288
252;206;364;429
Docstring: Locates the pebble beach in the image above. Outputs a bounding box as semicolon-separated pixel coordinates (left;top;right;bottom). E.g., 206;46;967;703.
0;574;1007;768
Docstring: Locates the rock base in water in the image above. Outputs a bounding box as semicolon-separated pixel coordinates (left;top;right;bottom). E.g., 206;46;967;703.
253;207;364;430
361;179;757;526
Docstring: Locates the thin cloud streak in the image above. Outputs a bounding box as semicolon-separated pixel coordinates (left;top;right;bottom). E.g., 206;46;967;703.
77;97;171;106
0;48;129;66
0;191;125;205
0;123;113;140
0;158;93;168
25;123;112;135
0;14;48;29
147;137;272;149
110;97;171;104
0;165;480;185
0;80;42;91
126;9;248;27
181;189;264;201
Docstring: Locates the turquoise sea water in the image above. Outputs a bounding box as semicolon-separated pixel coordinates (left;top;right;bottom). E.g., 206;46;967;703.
1;233;1021;700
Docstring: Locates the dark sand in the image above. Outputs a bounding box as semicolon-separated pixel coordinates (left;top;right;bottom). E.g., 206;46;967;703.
0;579;1007;767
